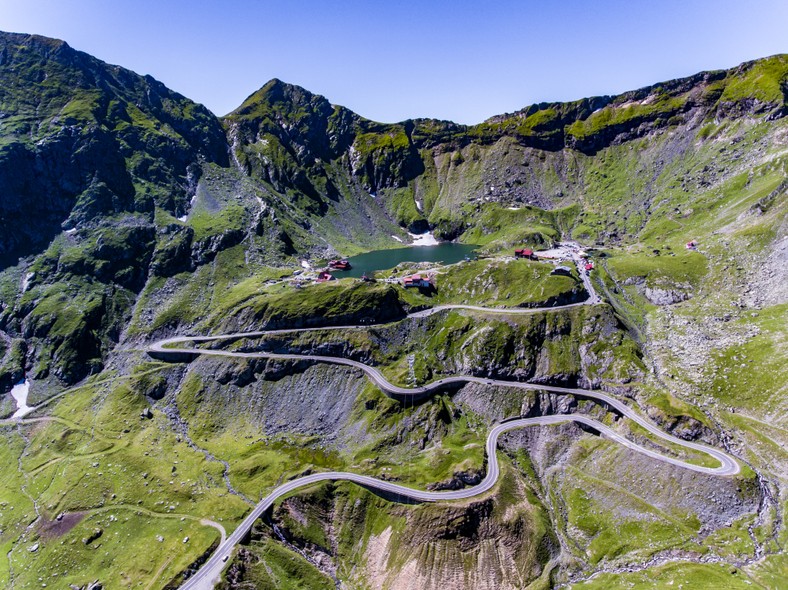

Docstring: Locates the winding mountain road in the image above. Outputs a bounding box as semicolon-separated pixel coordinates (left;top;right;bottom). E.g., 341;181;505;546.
176;413;737;590
147;259;739;589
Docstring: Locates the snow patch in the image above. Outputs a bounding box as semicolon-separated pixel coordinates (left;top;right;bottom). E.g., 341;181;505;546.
176;193;198;222
21;272;34;292
391;235;403;243
415;200;423;212
369;191;377;198
408;231;439;246
65;228;77;235
507;206;522;211
300;260;312;270
11;379;32;419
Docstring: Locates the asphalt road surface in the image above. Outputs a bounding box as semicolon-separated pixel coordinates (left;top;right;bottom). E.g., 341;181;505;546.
148;266;738;590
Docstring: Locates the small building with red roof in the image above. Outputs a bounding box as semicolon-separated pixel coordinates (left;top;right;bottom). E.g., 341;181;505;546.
402;273;433;288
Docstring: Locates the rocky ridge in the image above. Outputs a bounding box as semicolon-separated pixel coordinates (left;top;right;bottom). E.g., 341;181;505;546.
0;30;784;590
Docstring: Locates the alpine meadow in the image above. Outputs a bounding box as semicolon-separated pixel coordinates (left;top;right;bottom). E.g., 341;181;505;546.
0;31;786;590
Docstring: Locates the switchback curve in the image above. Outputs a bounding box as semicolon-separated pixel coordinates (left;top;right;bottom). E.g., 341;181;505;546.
148;302;741;590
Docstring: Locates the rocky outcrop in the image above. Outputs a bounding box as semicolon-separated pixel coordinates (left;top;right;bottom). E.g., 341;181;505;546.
645;286;690;305
178;360;369;445
0;338;25;391
191;229;245;265
426;468;483;491
150;226;195;277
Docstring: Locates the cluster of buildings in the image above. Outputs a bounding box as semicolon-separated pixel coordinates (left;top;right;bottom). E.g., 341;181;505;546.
314;259;352;282
514;245;594;275
301;258;435;291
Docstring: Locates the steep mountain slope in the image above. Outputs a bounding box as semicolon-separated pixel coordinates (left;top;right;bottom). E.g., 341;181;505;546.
224;56;787;247
0;32;228;260
0;30;785;590
0;32;230;385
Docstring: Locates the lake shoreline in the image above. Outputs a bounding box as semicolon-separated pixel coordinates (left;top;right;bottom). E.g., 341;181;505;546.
342;242;478;278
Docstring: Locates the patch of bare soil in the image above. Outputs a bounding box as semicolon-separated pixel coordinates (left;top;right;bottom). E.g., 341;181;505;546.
37;511;85;539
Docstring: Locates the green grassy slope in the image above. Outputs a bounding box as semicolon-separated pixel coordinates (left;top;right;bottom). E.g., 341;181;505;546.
0;32;785;590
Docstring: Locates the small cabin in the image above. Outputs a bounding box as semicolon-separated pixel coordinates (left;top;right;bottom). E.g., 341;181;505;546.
686;240;697;250
584;262;594;271
316;271;335;282
514;248;535;260
551;265;573;276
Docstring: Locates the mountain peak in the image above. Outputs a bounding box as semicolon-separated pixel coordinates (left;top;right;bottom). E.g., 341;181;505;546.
0;30;75;68
0;30;70;50
229;77;329;119
260;77;286;90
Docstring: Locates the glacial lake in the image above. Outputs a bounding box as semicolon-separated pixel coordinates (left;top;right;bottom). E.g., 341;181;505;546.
341;243;478;278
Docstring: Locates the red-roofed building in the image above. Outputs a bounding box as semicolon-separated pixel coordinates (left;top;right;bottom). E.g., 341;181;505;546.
328;259;352;270
585;262;594;271
403;273;432;288
316;271;335;282
515;248;536;259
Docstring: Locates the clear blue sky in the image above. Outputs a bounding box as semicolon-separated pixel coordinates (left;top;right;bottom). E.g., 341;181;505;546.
1;0;786;123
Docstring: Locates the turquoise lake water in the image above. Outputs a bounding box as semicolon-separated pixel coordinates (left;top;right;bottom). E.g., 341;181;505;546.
340;243;478;278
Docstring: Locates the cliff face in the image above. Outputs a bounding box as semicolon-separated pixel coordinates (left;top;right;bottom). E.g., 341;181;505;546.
0;33;227;263
0;32;233;383
211;56;788;249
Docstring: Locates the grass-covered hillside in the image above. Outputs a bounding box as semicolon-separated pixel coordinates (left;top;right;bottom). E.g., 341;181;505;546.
0;29;785;590
0;32;227;262
221;54;788;249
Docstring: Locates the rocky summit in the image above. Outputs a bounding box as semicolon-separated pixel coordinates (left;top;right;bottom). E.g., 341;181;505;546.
0;30;786;590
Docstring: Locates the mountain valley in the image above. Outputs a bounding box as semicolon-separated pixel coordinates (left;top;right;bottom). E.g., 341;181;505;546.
0;31;785;590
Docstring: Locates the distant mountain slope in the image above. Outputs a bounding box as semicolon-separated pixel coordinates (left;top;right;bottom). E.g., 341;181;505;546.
0;32;228;384
225;56;787;243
